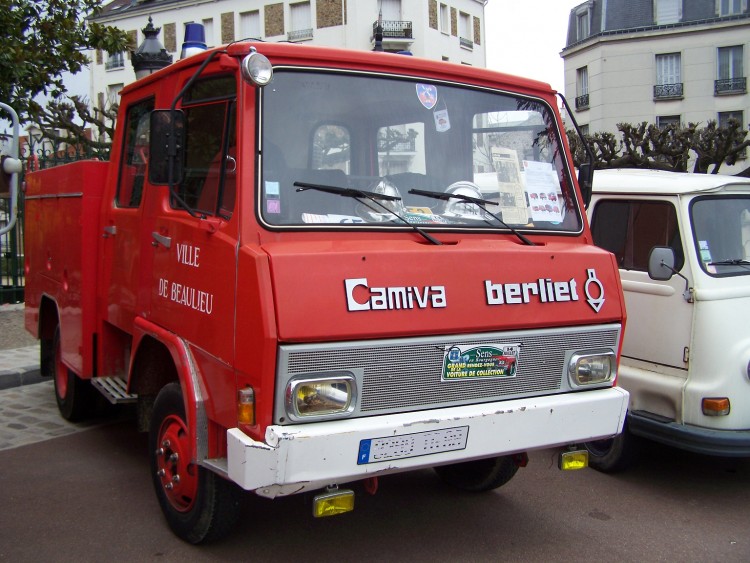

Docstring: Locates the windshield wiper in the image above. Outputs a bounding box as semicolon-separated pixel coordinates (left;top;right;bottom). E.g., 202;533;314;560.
708;258;750;270
293;181;442;246
408;188;535;246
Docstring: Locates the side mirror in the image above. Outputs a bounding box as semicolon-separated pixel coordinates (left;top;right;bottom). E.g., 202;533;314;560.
149;109;185;185
577;163;593;208
648;246;676;281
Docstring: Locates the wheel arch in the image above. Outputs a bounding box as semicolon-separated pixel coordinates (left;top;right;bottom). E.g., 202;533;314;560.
130;316;210;464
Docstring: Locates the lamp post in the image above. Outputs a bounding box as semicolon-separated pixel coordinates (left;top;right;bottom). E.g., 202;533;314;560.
132;17;173;79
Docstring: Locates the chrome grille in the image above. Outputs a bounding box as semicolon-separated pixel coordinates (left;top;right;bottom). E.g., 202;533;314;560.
276;324;620;421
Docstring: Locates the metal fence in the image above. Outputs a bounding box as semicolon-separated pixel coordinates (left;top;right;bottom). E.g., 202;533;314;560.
1;136;103;304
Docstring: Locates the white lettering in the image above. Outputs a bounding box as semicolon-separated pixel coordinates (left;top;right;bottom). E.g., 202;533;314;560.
345;278;447;311
176;243;200;268
165;281;214;315
485;276;581;307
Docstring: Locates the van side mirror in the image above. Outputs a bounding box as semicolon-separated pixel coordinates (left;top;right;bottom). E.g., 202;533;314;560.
648;246;676;281
149;109;185;185
577;163;593;208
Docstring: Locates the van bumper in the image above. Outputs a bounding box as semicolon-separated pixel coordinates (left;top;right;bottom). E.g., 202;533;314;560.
226;387;629;498
629;410;750;457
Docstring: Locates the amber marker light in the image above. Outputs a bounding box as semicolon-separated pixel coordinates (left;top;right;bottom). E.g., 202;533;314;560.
238;387;255;425
702;397;730;416
559;449;589;471
312;487;355;518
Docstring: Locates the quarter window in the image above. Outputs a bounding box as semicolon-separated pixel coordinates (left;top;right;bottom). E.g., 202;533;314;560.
117;97;155;208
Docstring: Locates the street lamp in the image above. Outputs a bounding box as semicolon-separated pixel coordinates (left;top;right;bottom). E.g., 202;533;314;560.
132;17;173;80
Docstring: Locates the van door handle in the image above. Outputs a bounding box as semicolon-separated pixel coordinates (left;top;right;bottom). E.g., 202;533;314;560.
102;225;117;237
151;232;172;248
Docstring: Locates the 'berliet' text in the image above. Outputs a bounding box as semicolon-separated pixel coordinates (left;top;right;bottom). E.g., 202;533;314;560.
345;278;447;311
485;277;579;305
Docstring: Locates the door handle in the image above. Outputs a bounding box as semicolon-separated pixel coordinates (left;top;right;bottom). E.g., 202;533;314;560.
151;232;172;248
102;225;117;238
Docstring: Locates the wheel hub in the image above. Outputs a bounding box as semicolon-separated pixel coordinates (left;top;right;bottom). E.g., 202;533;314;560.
155;414;198;512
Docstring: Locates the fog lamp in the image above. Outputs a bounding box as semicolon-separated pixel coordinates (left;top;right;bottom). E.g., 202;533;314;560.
559;449;589;471
287;374;355;419
313;487;355;517
569;350;616;385
241;48;273;86
702;397;730;416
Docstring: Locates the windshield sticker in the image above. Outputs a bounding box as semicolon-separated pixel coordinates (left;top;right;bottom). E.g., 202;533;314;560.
434;108;451;132
302;213;366;224
416;84;438;109
265;181;281;214
699;241;716;273
523;160;563;223
490;148;528;225
443;344;520;381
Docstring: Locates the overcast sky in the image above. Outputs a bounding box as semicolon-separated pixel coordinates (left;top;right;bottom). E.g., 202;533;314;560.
485;0;582;95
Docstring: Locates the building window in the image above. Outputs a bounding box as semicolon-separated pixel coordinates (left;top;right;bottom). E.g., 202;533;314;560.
719;0;746;16
580;124;590;136
576;9;590;41
289;1;313;42
654;53;683;99
576;67;589;110
719;111;747;159
657;115;681;129
240;10;261;39
439;3;450;34
107;83;123;106
655;0;682;24
716;46;746;95
459;11;472;49
105;52;125;71
202;18;214;47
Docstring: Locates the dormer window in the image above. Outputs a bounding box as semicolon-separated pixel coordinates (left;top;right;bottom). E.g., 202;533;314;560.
575;3;592;41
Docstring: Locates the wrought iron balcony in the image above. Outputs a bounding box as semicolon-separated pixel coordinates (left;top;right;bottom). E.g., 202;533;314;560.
377;138;416;152
654;83;683;99
715;77;746;95
288;28;313;42
575;94;589;110
459;37;474;50
372;20;413;40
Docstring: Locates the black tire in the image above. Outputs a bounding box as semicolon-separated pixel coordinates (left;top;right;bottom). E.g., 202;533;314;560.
435;455;519;492
53;327;92;422
584;423;639;473
150;382;242;544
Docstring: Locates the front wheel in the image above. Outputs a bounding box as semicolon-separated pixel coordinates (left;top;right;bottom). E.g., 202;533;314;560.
434;455;520;492
584;424;639;473
150;382;242;544
53;327;92;422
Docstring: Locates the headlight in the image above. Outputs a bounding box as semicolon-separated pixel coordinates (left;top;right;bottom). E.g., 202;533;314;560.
241;48;273;86
568;349;616;386
286;374;356;420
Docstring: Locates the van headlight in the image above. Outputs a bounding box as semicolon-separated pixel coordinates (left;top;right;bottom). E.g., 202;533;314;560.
569;349;616;386
286;373;356;421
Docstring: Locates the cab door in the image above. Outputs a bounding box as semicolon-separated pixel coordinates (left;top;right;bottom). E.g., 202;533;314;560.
147;75;239;373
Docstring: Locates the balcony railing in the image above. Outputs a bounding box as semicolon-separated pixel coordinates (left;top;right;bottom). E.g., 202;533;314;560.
288;28;313;42
654;83;683;99
459;37;474;50
715;77;747;95
377;138;416;152
575;94;589;110
372;20;413;40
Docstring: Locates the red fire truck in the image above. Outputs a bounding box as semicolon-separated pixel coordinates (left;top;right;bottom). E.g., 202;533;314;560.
21;41;628;543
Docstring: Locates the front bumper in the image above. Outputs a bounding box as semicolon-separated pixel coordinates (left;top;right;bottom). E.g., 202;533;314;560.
629;410;750;457
227;387;629;498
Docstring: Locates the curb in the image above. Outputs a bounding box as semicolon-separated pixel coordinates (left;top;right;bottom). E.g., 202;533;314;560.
0;368;45;391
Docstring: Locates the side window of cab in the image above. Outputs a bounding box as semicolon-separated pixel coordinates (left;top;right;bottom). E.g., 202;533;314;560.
591;199;685;272
117;97;155;208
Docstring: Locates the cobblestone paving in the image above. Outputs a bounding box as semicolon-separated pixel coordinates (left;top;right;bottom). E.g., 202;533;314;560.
0;381;106;451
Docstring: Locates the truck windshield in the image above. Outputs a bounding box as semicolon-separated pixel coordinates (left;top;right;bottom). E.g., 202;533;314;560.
259;69;581;233
691;195;750;276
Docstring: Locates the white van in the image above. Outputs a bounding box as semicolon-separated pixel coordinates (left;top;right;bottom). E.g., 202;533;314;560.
585;168;750;470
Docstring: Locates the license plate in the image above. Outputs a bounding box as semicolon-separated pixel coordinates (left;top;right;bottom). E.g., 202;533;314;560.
357;426;469;465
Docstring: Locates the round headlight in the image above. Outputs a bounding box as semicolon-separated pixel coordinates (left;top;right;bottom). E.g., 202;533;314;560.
241;49;273;86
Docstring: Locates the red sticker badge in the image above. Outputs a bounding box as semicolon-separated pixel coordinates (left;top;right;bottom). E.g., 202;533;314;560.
416;84;438;109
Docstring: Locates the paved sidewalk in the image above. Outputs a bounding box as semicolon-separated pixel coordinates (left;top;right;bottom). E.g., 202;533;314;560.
0;303;42;390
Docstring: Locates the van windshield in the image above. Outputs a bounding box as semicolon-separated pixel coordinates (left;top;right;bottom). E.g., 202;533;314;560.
691;195;750;276
259;69;581;233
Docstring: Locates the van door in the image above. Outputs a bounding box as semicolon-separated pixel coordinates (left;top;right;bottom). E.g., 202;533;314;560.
591;197;693;370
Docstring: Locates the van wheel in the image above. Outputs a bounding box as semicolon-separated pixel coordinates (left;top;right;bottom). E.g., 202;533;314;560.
434;455;519;492
53;327;92;421
584;424;639;473
150;382;242;544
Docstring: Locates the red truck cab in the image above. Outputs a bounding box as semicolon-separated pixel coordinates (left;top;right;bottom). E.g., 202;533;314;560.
24;42;627;543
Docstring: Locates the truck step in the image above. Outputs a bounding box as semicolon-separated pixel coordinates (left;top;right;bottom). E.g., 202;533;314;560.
91;377;138;405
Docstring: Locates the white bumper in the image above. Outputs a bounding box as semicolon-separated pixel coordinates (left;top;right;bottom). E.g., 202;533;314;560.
227;387;629;498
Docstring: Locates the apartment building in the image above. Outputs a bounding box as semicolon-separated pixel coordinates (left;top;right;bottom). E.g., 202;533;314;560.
90;0;488;110
561;0;749;172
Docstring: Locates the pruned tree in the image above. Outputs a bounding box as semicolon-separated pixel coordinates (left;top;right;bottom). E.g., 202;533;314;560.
691;119;750;174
